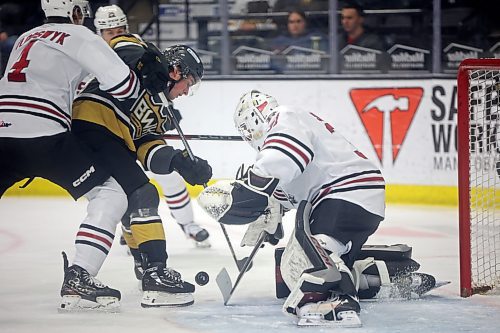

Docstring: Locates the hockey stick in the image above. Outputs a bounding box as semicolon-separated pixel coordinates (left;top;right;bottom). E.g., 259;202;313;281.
163;134;243;141
157;92;250;272
216;231;268;305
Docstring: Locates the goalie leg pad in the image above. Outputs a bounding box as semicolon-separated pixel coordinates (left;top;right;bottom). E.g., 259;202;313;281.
358;244;413;261
282;202;359;316
353;256;436;299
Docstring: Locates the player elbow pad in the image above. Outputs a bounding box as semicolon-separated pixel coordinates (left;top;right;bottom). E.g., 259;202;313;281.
147;145;176;174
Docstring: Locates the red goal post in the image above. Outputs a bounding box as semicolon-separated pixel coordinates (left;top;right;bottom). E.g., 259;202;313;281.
457;58;500;297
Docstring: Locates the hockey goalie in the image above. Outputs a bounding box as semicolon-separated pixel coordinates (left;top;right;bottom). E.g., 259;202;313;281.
198;90;441;327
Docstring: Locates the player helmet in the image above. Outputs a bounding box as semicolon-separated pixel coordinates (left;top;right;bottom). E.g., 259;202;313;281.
164;45;204;94
234;90;279;150
41;0;91;23
94;5;128;35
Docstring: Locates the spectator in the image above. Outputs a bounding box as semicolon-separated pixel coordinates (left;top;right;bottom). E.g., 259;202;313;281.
272;0;329;33
339;1;385;50
270;9;328;52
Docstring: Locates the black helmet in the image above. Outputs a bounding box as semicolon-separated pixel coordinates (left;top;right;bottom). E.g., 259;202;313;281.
164;45;204;84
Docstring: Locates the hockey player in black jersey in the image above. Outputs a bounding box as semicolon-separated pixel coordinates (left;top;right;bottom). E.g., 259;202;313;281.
69;33;211;308
94;5;211;249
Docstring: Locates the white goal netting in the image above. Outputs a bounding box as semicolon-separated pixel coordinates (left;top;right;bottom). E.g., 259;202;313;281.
461;63;500;296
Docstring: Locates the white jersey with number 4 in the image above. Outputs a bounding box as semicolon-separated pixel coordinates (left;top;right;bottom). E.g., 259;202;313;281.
0;23;139;138
253;105;385;218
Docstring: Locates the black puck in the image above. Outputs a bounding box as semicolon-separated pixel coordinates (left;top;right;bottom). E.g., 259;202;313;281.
195;271;209;286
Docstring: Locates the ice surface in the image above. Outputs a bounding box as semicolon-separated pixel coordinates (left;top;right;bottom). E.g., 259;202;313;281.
1;197;499;333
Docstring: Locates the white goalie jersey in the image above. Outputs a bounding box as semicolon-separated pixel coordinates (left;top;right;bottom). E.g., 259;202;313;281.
0;23;139;138
253;105;385;218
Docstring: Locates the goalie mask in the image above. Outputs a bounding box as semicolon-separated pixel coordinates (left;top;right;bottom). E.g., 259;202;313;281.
94;5;128;35
234;90;279;150
41;0;91;23
164;45;204;95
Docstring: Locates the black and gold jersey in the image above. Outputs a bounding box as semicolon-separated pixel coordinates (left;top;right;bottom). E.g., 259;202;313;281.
72;34;175;168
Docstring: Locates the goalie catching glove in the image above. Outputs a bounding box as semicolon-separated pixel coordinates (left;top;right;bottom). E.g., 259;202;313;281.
136;42;170;95
198;167;279;225
170;150;212;186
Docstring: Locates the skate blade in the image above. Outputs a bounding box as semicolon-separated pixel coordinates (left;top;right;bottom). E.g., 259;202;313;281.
194;239;211;248
58;295;120;313
141;291;194;308
297;311;362;328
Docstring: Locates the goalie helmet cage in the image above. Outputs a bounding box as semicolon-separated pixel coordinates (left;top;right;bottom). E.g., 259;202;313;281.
457;58;500;297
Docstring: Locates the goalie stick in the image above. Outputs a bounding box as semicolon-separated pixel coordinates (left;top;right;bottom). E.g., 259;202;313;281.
157;92;250;272
163;134;243;141
216;231;268;305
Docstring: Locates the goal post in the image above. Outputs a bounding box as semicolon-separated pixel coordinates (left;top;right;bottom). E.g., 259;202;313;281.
457;58;500;297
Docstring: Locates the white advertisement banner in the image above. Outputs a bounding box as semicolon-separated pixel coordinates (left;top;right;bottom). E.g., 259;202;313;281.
173;79;461;186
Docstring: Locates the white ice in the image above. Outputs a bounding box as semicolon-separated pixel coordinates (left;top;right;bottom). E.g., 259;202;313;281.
1;197;499;333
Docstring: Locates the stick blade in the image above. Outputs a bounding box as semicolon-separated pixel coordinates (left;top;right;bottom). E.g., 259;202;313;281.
216;267;233;305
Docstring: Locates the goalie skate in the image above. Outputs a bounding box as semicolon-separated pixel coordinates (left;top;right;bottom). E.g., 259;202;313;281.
59;252;121;313
296;295;362;328
141;263;195;307
180;222;211;248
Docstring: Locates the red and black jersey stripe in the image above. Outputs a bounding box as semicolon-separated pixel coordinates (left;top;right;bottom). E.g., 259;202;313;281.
262;133;314;172
311;170;385;205
0;95;71;130
105;70;139;100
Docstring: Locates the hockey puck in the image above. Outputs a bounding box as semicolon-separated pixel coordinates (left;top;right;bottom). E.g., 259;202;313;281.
195;271;209;286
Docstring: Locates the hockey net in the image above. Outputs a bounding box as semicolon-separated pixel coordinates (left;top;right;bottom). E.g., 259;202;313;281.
458;59;500;297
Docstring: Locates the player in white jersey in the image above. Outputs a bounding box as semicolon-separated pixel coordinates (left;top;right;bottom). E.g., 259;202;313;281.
0;0;175;311
94;4;211;248
199;90;385;326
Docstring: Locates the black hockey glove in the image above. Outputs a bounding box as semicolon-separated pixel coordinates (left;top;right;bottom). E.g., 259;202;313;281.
163;106;182;132
136;43;170;95
170;150;212;186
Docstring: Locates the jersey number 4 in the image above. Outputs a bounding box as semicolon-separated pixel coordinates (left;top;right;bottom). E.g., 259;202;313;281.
7;40;37;82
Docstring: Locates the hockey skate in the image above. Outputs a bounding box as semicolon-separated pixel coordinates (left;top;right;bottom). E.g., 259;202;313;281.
296;294;362;328
180;222;211;248
59;252;121;312
134;259;144;280
141;262;195;307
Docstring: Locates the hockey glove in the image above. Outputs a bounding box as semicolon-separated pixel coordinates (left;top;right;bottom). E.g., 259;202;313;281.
163;105;182;132
170;150;212;186
136;42;170;95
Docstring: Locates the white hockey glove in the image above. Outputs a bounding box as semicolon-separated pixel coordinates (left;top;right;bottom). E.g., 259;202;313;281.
240;199;284;247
